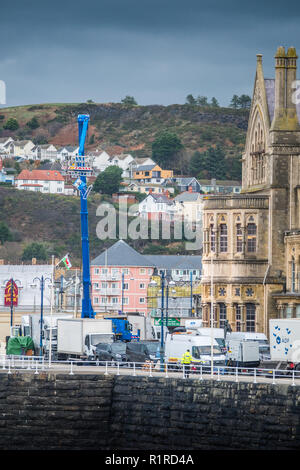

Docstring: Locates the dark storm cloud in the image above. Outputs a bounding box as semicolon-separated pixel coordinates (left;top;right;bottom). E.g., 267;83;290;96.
1;0;300;106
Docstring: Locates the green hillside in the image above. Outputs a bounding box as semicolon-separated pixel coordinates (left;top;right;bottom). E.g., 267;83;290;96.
0;102;248;176
0;188;199;265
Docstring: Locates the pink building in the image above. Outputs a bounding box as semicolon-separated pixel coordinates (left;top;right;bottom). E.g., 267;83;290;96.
90;240;154;315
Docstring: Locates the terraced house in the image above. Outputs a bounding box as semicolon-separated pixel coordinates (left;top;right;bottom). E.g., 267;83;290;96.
201;47;300;335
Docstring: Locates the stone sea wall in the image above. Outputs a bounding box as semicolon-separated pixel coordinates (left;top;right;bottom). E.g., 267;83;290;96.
0;372;299;450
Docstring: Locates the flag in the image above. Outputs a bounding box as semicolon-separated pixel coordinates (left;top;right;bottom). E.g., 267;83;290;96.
60;253;72;270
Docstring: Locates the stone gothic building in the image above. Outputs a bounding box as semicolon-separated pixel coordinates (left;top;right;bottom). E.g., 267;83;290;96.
200;46;300;335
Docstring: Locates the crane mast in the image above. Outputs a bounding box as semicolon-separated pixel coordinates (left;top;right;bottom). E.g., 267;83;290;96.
68;114;94;318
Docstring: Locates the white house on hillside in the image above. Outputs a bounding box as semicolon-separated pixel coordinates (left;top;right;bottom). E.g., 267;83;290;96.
57;146;79;163
13;140;35;159
31;144;57;161
15;169;65;194
89;150;111;172
0;137;14;157
139;193;177;221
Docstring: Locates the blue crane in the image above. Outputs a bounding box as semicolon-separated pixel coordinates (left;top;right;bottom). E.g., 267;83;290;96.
68;114;94;318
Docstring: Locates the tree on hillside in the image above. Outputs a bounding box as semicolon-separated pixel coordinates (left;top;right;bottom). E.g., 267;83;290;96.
238;94;251;109
93;166;123;195
121;96;138;106
229;94;251;109
186;94;197;105
26;116;40;129
152;130;183;167
0;222;13;245
22;242;48;261
210;97;219;107
229;94;240;109
196;96;208;106
188;145;227;180
3;118;19;131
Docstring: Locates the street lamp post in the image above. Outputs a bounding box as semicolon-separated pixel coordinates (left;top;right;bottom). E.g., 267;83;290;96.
31;275;51;357
149;273;175;372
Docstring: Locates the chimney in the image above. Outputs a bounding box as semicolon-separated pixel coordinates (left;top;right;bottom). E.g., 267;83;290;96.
32;258;36;265
0;259;4;265
188;185;193;193
286;47;300;129
149;188;152;194
271;46;300;131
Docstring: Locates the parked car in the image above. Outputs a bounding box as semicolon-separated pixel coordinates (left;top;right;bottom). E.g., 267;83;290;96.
94;343;113;361
110;342;127;364
126;341;159;364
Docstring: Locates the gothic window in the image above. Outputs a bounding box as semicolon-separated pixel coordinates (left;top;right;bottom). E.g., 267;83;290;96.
235;287;241;296
236;223;243;252
219;224;228;252
247;223;257;252
210;224;215;252
250;110;266;186
245;303;256;332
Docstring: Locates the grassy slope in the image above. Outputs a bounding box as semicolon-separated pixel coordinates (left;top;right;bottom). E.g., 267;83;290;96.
0;187;196;264
0;102;248;172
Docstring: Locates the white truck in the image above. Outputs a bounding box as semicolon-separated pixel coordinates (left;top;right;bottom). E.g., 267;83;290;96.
226;339;260;368
164;332;226;369
21;313;73;357
269;318;300;371
57;318;114;360
225;331;270;360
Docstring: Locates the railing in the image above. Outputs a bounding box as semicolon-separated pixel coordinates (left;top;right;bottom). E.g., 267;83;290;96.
0;355;299;386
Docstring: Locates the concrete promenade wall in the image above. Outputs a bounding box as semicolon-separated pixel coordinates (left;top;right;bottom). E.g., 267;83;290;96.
0;372;299;450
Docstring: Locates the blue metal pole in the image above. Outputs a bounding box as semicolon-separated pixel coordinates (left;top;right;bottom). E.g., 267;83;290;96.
190;271;193;315
78;114;94;319
10;278;13;330
121;272;124;315
160;272;165;371
40;276;44;357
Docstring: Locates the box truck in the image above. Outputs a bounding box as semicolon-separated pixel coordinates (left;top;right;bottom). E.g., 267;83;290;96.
21;313;73;357
269;318;300;371
226;331;270;360
226;339;260;368
57;318;114;360
164;332;226;369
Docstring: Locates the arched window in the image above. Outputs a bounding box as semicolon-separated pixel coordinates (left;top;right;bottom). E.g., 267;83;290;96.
236;224;243;252
246;303;256;332
219;224;227;252
210;224;215;252
247;223;257;252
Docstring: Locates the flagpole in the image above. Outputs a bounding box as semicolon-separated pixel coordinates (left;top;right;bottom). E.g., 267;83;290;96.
49;254;54;368
74;269;78;318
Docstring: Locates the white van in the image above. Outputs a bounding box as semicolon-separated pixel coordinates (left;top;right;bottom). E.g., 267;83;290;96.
165;333;226;367
196;328;226;353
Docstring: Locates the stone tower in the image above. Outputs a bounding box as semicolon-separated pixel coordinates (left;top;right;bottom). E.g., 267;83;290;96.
200;47;300;334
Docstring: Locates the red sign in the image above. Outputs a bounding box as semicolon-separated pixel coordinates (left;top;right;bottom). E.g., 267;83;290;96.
4;280;18;306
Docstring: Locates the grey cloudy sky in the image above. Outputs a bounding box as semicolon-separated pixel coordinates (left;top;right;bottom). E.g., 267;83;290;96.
2;0;300;107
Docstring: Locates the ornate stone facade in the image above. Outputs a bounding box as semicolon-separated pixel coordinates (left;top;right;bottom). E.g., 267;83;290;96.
201;47;300;334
